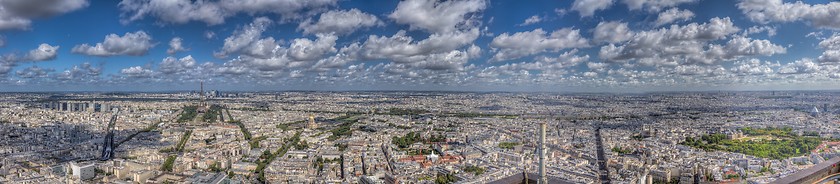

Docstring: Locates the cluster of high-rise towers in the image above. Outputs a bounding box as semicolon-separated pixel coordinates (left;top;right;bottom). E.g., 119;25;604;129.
42;101;118;113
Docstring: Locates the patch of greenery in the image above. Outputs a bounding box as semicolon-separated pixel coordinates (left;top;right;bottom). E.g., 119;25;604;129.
142;122;158;132
208;161;223;172
276;124;289;130
225;109;234;121
312;156;341;174
202;105;224;123
94;168;111;176
803;131;820;137
388;123;412;129
392;131;422;149
463;166;485;176
682;127;823;160
161;155;177;172
176;106;198;123
725;174;740;179
740;127;793;137
256;131;301;183
249;136;267;149
328;122;354;141
386;108;429;116
334;143;348;152
175;130;192;152
444;112;518;119
631;134;648;141
230;107;271;111
435;173;457;184
295;140;309;150
204;136;216;145
498;142;520;150
418;176;433;181
230;120;252;140
323;115;360;141
407;148;434;155
611;146;633;154
277;121;304;131
159;147;175;153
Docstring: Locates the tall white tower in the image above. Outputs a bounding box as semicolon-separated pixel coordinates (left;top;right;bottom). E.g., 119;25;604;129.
539;121;547;184
811;106;820;117
200;81;205;106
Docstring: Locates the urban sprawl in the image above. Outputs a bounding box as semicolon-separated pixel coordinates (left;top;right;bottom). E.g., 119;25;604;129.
1;91;839;184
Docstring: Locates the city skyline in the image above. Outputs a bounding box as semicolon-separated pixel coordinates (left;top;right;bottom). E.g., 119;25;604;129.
1;0;840;92
5;90;840;183
5;1;840;182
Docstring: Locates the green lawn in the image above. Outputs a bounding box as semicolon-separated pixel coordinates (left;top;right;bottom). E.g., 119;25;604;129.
682;127;822;160
498;142;520;150
176;106;197;123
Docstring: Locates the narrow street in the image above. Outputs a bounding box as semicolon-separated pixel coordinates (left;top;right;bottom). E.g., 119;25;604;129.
595;127;611;184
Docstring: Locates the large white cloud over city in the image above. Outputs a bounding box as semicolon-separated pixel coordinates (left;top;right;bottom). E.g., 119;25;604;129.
490;28;589;61
71;31;154;57
737;0;840;29
388;0;485;34
298;8;382;36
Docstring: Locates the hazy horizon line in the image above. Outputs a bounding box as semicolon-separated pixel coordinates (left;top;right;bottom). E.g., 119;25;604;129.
2;88;840;94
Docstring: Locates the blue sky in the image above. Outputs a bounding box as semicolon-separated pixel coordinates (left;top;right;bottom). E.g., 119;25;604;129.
1;0;840;92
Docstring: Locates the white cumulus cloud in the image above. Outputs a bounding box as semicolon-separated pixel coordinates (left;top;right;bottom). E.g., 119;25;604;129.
818;34;840;62
167;37;187;55
25;43;59;61
216;17;272;58
622;0;697;12
72;31;154;57
654;8;694;27
737;0;840;29
388;0;486;33
519;15;542;26
490;28;590;61
599;17;749;65
118;0;337;25
572;0;614;17
593;21;633;43
120;66;154;78
159;55;196;74
298;9;382;35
